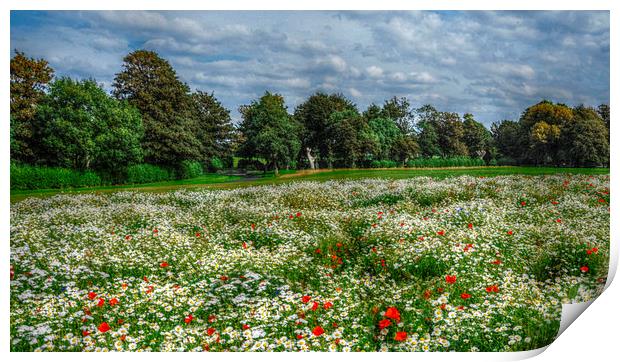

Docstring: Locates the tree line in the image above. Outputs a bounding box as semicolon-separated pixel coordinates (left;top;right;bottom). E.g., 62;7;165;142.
10;49;610;184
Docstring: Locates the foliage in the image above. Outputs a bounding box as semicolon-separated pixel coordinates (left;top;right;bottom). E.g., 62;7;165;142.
238;92;301;175
113;50;201;167
35;78;144;177
191;91;235;162
10;51;54;163
125;164;175;184
10;163;102;190
406;157;485;168
178;160;204;179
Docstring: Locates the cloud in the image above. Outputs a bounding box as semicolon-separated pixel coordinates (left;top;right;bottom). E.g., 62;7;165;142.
10;10;609;125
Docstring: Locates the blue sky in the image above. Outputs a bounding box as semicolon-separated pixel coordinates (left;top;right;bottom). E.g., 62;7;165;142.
10;10;609;125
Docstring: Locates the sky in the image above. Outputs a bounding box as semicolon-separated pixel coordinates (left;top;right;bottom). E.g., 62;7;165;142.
10;10;610;125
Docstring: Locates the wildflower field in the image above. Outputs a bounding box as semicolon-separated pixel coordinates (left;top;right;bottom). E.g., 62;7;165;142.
10;174;610;352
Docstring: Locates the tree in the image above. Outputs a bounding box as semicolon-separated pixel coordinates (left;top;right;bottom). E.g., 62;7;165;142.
462;113;491;159
381;96;414;134
435;112;468;157
367;116;401;160
191;91;234;166
491;120;523;163
10;50;54;163
415;105;442;157
519;100;573;165
113;50;201;167
331;110;378;168
561;105;609;167
238;92;301;175
597;104;610;143
391;134;420;165
294;92;357;168
35;78;143;177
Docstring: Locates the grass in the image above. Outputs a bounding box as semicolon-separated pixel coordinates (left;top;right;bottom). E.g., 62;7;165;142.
10;166;609;203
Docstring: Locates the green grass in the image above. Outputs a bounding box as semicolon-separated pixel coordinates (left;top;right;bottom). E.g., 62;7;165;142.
10;166;609;203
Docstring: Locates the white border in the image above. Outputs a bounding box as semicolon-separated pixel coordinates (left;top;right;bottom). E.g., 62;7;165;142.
2;1;617;361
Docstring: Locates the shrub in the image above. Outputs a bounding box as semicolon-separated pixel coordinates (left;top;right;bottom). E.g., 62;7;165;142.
125;164;173;184
237;158;266;171
10;164;102;190
406;157;485;168
209;157;224;172
370;160;398;168
179;160;203;179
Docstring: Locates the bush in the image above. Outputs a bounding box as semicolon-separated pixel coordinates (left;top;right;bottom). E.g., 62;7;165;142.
125;164;173;184
10;164;102;190
405;157;485;168
179;160;203;179
208;157;224;172
237;158;266;171
370;160;398;168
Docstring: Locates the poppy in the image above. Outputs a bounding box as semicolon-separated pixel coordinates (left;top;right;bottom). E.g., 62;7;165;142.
98;322;111;333
437;230;445;236
242;324;250;330
160;261;169;268
296;334;304;339
580;266;589;273
520;201;526;206
185;314;193;324
491;259;502;265
394;331;407;341
301;295;311;304
485;285;499;293
324;301;333;310
296;212;302;217
311;301;319;311
467;223;473;229
82;330;90;337
384;307;401;321
196;232;201;237
97;298;105;307
312;326;324;336
208;315;217;323
461;293;471;300
207;327;216;336
220;275;228;281
445;275;457;284
378;319;391;329
507;230;513;235
88;292;97;300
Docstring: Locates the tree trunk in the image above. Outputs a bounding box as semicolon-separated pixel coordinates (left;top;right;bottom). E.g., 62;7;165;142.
305;147;316;170
274;159;279;176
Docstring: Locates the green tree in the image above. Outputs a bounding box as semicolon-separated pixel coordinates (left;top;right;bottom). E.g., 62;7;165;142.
36;78;143;177
294;92;357;168
462;113;491;159
520;100;573;165
415;105;442;157
561;105;609;167
331;110;378;168
191;91;234;165
113;50;201;167
381;96;414;134
238;92;301;175
10;50;54;163
491;120;524;163
597;104;610;143
435;112;468;157
367;116;402;160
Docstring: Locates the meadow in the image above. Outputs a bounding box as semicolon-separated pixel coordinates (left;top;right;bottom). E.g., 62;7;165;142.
10;173;609;352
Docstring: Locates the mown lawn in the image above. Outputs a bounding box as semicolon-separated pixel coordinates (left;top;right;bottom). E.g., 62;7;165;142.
10;166;609;203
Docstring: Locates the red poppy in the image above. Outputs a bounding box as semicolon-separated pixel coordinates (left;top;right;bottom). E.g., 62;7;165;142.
301;295;311;304
242;242;248;249
146;285;154;294
324;301;334;310
153;228;158;233
125;235;132;241
461;293;471;300
207;327;216;336
195;232;201;237
491;259;502;265
394;331;407;341
592;247;599;253
312;326;324;336
82;330;90;337
467;223;473;229
98;322;111;333
378;319;391;329
445;275;457;284
208;315;217;323
117;319;124;325
315;248;321;254
520;201;526;206
311;301;319;311
437;230;445;236
485;285;499;293
251;223;255;230
423;290;432;299
555;218;562;223
88;292;97;300
185;314;193;324
160;261;169;268
97;298;105;307
296;212;302;217
580;266;589;273
507;230;513;235
296;334;304;339
384;307;401;321
242;324;250;330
